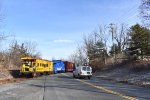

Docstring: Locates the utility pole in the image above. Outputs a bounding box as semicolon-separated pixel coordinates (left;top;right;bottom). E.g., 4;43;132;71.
104;39;107;65
109;23;116;66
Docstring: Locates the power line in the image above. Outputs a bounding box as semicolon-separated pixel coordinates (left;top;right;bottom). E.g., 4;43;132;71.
118;5;137;21
117;3;140;23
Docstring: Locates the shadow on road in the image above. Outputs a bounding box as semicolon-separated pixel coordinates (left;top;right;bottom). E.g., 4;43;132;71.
26;75;150;100
26;82;110;95
57;75;73;79
26;81;150;100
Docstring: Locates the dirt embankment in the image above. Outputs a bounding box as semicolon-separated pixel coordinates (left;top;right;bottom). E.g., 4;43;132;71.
0;67;32;84
95;61;150;88
0;69;13;80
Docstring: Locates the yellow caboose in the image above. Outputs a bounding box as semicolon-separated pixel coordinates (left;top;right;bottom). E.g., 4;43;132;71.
20;57;53;77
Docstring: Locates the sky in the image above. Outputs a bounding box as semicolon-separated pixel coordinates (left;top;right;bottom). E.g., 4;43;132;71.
1;0;141;60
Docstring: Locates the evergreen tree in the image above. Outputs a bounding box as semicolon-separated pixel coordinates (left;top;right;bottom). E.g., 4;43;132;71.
128;24;150;59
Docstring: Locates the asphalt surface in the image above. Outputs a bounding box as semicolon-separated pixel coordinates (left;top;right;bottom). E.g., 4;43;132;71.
0;73;150;100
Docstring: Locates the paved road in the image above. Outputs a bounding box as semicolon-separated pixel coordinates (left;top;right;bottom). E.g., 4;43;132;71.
0;73;150;100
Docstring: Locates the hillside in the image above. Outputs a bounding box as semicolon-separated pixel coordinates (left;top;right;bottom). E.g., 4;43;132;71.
0;68;13;82
95;61;150;88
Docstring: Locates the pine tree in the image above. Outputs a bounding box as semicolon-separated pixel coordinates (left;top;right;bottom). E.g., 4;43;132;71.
128;24;150;59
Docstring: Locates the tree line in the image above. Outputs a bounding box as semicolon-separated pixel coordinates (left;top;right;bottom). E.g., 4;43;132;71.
69;0;150;70
69;23;150;70
0;37;41;69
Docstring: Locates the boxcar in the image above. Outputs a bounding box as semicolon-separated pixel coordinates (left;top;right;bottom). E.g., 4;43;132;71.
53;60;65;74
64;61;75;72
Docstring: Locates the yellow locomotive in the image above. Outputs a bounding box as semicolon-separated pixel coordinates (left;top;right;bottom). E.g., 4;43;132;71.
20;57;53;77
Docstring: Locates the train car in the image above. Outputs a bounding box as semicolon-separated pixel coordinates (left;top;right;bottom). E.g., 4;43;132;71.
53;60;65;74
20;57;53;77
64;61;75;72
43;60;53;74
20;57;35;77
35;59;53;75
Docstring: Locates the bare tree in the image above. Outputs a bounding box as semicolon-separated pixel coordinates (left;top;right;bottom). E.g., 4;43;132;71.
68;24;130;70
0;2;8;68
5;39;41;68
114;24;128;52
83;28;108;70
23;41;38;57
68;45;87;66
140;0;150;27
